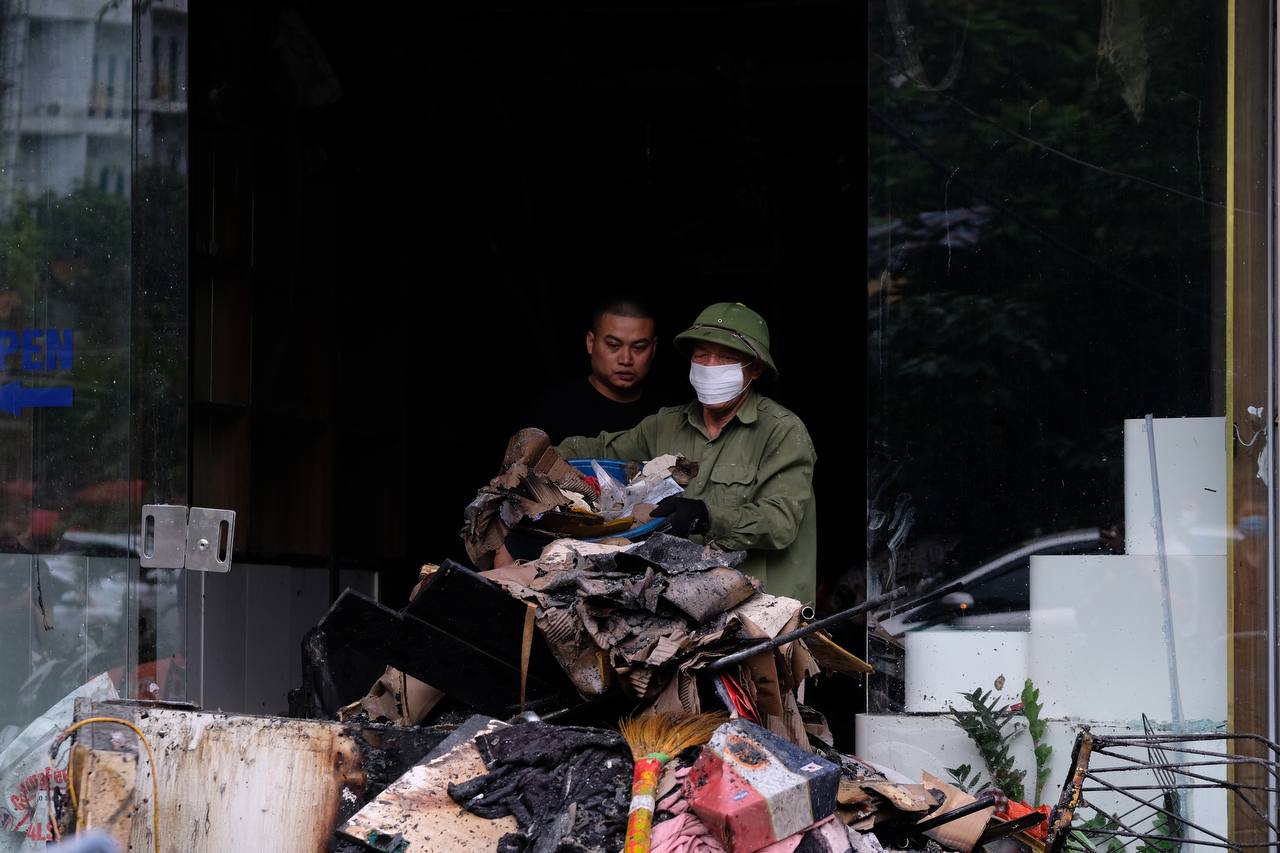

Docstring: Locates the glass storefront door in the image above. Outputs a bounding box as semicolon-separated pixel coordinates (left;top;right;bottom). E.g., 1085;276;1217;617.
867;0;1273;842
0;0;188;747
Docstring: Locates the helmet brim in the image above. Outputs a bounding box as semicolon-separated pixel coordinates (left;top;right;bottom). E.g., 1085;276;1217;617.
674;326;778;379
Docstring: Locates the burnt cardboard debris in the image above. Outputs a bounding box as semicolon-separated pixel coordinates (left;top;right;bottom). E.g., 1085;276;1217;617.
605;532;746;576
313;587;575;716
290;560;580;720
461;428;598;570
404;559;567;689
291;623;388;720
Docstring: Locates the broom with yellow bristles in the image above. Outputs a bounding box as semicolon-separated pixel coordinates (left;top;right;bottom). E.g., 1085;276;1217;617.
619;712;727;853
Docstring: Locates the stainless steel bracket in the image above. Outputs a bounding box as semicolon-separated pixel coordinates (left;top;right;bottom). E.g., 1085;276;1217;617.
140;504;236;572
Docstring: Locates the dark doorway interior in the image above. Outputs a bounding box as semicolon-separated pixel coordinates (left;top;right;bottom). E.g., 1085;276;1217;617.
189;0;861;726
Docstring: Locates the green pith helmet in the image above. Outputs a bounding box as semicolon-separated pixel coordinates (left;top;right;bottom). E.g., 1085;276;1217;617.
673;302;777;378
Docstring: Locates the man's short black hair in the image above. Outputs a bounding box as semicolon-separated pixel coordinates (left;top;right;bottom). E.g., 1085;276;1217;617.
590;299;654;332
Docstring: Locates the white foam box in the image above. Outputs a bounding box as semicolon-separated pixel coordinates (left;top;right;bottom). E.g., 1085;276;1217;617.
1028;555;1227;723
903;630;1028;712
1124;417;1227;556
855;714;1226;842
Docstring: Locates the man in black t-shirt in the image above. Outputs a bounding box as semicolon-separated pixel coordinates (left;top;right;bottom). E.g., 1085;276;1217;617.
522;299;659;442
498;300;660;564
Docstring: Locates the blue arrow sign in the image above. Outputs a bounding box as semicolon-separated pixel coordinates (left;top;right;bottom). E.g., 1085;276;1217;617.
0;383;73;415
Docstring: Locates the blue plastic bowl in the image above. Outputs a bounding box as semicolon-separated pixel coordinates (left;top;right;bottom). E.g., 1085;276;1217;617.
565;458;669;542
567;457;629;482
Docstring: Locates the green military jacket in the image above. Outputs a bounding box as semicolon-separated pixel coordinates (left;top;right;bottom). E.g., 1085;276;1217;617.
557;392;818;603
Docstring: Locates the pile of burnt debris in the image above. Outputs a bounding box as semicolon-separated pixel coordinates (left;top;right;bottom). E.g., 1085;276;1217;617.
280;530;1049;853
275;436;1048;852
1;431;1050;853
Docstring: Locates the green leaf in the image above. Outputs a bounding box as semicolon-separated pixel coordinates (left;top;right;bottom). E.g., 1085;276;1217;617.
1069;811;1128;853
1022;678;1054;804
945;763;986;793
946;686;1026;802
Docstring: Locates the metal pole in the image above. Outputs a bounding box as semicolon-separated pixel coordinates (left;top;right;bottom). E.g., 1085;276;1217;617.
1145;414;1185;730
706;582;963;673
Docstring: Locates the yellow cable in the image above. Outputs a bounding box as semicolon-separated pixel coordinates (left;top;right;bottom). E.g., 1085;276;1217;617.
51;716;161;853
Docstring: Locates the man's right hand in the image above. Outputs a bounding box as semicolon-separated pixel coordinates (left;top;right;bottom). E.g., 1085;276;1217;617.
651;496;710;537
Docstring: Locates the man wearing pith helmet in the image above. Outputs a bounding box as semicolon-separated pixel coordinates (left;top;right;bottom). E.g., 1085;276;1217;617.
558;302;818;604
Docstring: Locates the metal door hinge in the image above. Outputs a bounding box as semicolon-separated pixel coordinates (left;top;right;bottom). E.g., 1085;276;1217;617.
140;504;236;572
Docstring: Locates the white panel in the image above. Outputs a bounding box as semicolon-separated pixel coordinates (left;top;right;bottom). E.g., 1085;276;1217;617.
199;560;246;712
1029;555;1227;722
243;564;292;715
903;630;1028;712
1124;417;1227;556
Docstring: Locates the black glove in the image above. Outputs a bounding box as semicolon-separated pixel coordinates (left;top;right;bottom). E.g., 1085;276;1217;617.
651;496;710;537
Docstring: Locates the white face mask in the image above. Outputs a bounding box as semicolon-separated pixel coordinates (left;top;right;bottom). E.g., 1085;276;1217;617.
689;361;748;405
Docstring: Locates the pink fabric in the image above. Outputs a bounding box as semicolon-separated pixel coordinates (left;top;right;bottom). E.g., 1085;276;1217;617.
651;812;730;853
658;786;691;815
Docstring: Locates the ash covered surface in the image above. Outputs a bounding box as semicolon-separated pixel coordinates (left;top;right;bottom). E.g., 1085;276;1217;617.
448;720;633;853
